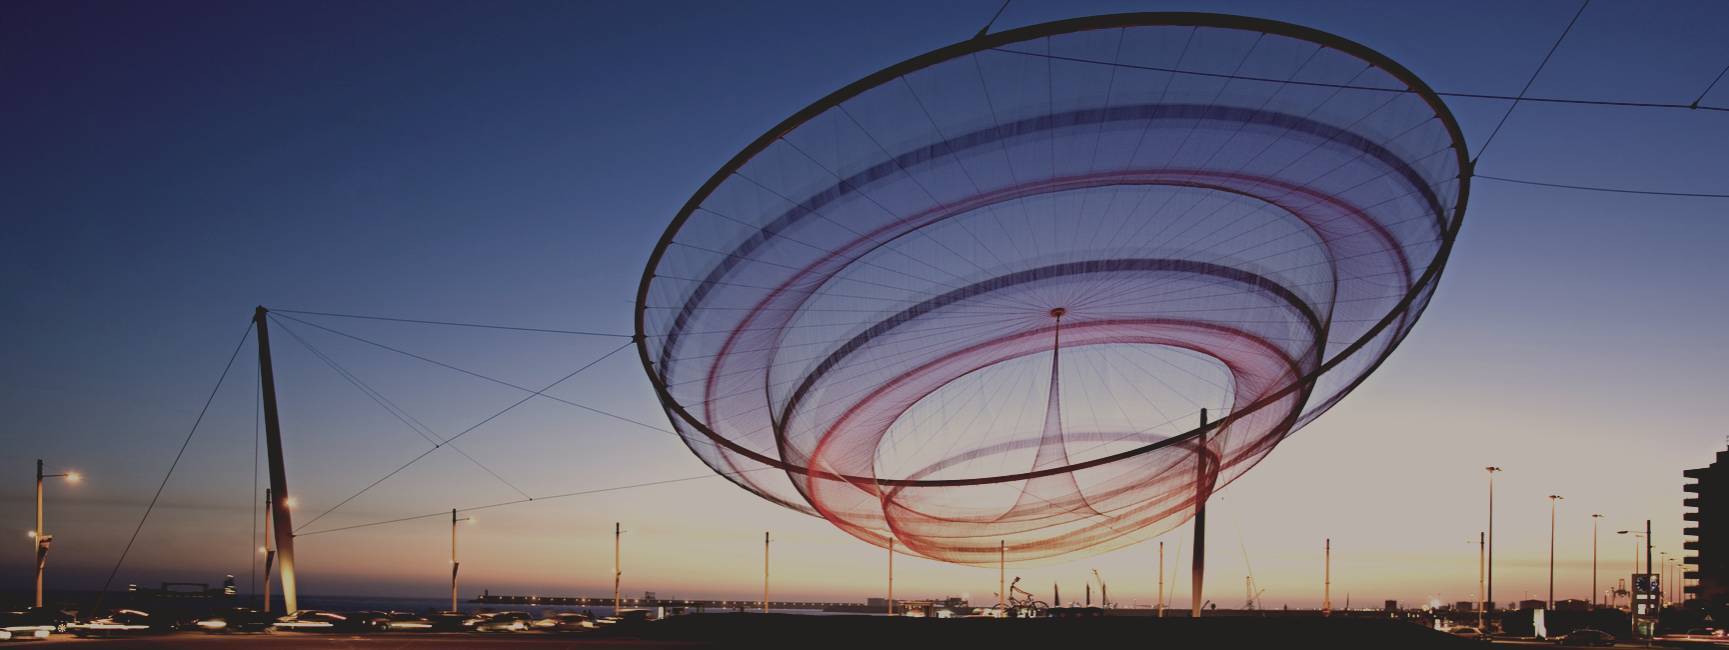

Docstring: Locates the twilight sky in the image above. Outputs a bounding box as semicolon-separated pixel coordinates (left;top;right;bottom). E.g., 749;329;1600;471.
3;0;1728;609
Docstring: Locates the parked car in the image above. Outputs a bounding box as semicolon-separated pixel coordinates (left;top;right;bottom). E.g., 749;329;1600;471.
470;611;535;632
0;610;61;640
270;610;350;632
1446;626;1489;641
68;609;159;637
378;611;433;631
428;611;470;632
2;607;72;634
191;607;274;633
532;612;596;632
1555;628;1615;646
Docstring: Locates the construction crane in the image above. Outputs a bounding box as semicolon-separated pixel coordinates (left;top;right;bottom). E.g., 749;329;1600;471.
1244;576;1266;610
1091;569;1110;609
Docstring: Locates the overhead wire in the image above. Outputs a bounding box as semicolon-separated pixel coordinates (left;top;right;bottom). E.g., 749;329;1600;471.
1473;0;1591;164
291;338;634;533
95;321;255;611
270;316;534;500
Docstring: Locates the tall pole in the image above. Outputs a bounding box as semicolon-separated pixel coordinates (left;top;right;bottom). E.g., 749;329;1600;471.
254;306;298;614
1478;531;1486;630
1591;514;1602;609
1193;408;1210;618
1548;495;1562;609
887;538;894;616
1157;541;1165;617
451;509;459;612
1323;538;1331;616
262;489;273;613
613;522;622;614
1485;466;1501;614
998;540;1006;610
763;532;770;614
34;459;44;608
1646;519;1654;607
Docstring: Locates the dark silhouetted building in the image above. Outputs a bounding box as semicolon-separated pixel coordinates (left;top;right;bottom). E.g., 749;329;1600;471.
1518;599;1545;611
1384;600;1398;612
1555;599;1589;611
1685;448;1729;608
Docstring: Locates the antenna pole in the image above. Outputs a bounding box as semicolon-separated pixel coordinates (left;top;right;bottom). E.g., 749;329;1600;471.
254;306;299;613
999;540;1006;610
1157;541;1165;617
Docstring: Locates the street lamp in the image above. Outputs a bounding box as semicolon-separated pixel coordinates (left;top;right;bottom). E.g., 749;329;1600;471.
1591;514;1603;609
34;459;81;608
451;509;474;612
1548;495;1563;609
1486;467;1502;613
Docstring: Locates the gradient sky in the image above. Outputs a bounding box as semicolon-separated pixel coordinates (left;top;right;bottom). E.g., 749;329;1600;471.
4;0;1728;609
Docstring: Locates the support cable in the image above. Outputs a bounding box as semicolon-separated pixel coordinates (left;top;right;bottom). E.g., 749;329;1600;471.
1693;61;1729;109
292;340;634;532
271;312;673;435
295;468;775;538
95;321;255;611
1475;174;1729;199
269;316;534;500
1474;0;1590;164
270;308;632;338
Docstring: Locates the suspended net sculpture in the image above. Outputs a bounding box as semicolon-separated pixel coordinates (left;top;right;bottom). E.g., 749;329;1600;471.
635;13;1468;565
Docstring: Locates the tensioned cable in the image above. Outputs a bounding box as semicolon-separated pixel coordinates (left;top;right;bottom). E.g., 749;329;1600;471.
292;339;634;533
1476;173;1729;199
1693;61;1729;109
270;308;632;338
95;321;254;611
987;41;1728;113
975;0;1011;39
270;316;534;500
294;467;776;538
1473;0;1590;163
271;312;674;435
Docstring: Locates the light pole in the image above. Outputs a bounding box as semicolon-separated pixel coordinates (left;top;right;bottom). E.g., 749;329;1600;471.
450;509;473;612
1548;495;1563;609
1591;514;1603;609
32;459;81;608
1486;466;1501;613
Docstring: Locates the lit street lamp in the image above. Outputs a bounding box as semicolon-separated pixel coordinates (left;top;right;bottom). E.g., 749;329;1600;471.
34;459;81;608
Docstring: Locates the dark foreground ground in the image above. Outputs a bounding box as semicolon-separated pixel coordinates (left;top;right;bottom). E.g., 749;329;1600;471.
14;615;1510;649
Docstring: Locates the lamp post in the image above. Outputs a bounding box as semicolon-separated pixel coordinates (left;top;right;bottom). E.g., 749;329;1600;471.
1485;467;1501;613
33;459;81;608
1591;514;1603;609
1548;495;1563;609
450;509;473;612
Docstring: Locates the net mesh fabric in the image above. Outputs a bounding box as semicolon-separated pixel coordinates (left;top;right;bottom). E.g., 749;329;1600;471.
638;15;1466;565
